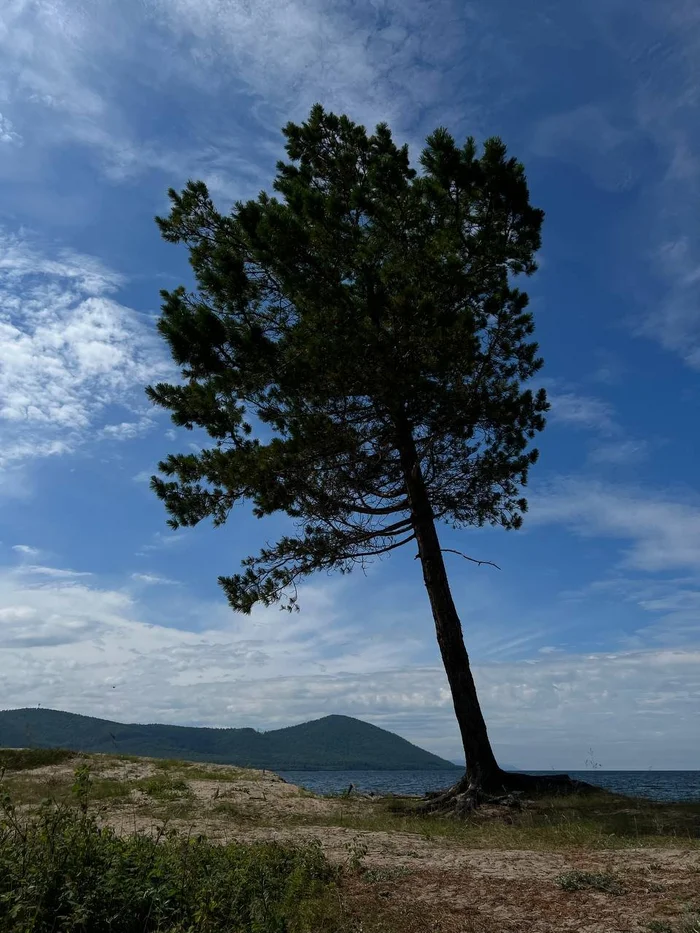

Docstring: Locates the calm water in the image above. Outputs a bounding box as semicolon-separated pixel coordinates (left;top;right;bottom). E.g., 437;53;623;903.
279;769;700;802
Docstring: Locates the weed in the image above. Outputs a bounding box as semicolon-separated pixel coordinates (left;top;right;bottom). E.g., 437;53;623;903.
0;788;343;933
556;869;626;895
648;916;700;933
0;748;75;771
153;757;184;771
213;800;260;824
185;765;258;782
362;866;413;884
137;775;193;801
346;836;369;872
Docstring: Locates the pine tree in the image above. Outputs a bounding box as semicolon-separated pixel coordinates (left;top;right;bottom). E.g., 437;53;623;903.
147;105;582;807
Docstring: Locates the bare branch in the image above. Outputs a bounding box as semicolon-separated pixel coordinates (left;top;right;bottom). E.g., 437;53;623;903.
414;548;501;570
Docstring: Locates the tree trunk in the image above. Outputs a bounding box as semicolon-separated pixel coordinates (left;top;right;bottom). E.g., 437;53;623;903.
395;418;501;793
395;418;595;810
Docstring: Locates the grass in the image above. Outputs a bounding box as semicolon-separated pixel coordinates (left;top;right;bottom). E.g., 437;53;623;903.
183;764;260;782
213;800;259;823
137;774;193;801
275;791;700;850
0;773;132;807
0;747;75;771
648;915;700;933
0;794;345;933
1;752;698;933
556;869;626;895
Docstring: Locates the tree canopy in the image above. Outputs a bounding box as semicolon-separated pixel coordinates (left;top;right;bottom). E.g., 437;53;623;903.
147;104;547;616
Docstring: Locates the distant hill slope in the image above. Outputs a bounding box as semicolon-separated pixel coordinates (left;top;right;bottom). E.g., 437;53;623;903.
0;708;460;771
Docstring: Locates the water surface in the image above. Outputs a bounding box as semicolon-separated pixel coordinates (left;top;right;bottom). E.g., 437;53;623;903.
279;769;700;802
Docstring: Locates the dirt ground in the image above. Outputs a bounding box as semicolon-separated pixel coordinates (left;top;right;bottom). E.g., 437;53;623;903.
3;752;699;933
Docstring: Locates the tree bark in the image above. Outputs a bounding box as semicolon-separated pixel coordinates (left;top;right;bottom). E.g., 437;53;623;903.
395;416;501;792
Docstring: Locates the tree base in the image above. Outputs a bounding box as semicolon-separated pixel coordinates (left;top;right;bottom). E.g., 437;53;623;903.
420;770;597;816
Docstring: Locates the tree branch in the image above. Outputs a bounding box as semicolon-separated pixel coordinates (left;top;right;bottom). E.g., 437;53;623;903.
414;548;501;570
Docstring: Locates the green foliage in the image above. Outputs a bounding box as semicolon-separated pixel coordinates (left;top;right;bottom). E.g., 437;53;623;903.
138;775;193;801
0;788;340;932
147;103;547;614
305;793;700;850
1;709;458;770
0;748;75;771
555;870;626;895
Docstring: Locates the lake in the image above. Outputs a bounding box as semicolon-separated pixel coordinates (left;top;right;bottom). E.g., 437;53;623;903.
278;769;700;802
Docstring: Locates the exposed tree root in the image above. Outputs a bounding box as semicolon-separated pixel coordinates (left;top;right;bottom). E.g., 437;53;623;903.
420;769;597;816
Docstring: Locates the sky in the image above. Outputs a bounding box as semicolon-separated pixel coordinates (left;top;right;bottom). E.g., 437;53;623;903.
0;0;699;771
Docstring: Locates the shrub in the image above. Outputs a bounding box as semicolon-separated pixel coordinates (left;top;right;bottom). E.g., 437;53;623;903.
138;774;193;801
0;782;341;932
555;870;626;895
0;748;75;771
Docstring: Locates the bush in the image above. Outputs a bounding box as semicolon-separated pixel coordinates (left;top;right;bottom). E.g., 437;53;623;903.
555;870;626;895
0;779;341;932
0;748;75;771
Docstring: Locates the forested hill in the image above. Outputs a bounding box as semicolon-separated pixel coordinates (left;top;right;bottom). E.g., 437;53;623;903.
0;708;460;771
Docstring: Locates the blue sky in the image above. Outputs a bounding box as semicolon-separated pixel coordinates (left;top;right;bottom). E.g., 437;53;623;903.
1;0;699;770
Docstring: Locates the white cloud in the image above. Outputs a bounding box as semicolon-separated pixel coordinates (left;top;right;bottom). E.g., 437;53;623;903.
146;0;473;133
12;544;40;556
548;391;617;434
136;531;188;555
545;385;647;464
531;103;641;191
99;415;156;442
530;479;700;573
131;573;178;586
0;561;697;767
20;565;93;579
0;0;492;201
0;229;170;475
0;113;21;144
644;237;700;370
588;439;649;465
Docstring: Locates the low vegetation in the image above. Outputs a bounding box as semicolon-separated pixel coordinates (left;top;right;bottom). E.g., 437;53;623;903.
0;749;698;932
555;869;626;895
0;799;341;932
0;747;75;771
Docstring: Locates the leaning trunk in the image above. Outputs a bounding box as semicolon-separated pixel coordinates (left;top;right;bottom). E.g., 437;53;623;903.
396;421;502;793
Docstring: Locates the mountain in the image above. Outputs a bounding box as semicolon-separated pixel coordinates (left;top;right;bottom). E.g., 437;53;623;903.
0;708;461;771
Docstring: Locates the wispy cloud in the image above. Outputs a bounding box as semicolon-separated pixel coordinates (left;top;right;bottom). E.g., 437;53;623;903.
0;229;170;476
531;103;641;192
546;384;647;464
131;573;178;586
12;544;40;557
99;415;157;442
548;391;618;434
644;237;700;370
0;113;21;145
531;479;700;573
136;531;188;555
18;565;93;579
588;438;649;465
0;561;696;767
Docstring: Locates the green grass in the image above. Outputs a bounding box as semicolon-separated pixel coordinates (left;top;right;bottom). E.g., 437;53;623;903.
183;765;260;782
274;791;700;850
648;915;700;933
0;792;345;933
556;869;626;895
0;748;75;771
137;774;193;801
212;800;260;824
0;773;131;807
